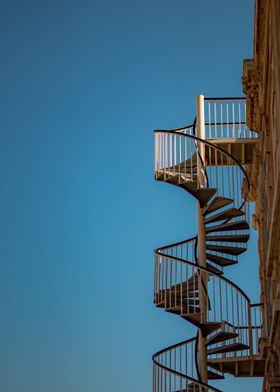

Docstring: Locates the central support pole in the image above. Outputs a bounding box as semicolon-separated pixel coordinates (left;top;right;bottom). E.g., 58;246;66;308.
196;94;209;385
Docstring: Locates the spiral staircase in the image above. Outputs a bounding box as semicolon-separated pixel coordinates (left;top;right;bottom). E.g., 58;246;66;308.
152;97;265;392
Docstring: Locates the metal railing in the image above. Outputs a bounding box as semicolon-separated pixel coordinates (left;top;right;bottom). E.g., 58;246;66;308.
153;97;262;391
153;337;222;392
204;98;257;139
154;251;259;355
154;131;250;210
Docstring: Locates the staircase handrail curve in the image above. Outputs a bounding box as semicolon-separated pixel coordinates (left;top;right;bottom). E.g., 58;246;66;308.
155;123;195;134
154;251;252;305
154;130;250;204
154;236;197;253
152;337;223;392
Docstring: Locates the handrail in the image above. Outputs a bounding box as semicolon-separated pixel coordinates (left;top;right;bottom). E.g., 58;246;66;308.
205;97;246;101
154;236;197;253
154;251;251;304
152;337;222;392
155;123;195;134
154;130;250;201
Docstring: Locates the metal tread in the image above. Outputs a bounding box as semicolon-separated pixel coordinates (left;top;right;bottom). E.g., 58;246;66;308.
204;208;244;224
206;244;246;256
206;253;238;267
166;305;200;315
206;234;250;243
207;369;225;380
204;196;233;216
206;331;238;347
206;220;249;233
206;342;249;356
196;188;217;205
206;262;223;275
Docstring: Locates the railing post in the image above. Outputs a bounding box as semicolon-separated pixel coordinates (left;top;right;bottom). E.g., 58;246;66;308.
196;94;209;386
248;304;254;356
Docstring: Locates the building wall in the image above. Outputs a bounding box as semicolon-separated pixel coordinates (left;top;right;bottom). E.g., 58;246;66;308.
242;1;280;391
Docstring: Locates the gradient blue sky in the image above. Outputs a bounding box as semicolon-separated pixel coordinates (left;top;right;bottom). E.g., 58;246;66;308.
0;1;262;391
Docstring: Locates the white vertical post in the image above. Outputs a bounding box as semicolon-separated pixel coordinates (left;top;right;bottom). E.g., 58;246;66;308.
196;95;206;188
196;94;208;385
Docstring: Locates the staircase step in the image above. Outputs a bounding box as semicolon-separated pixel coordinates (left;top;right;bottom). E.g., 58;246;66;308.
206;331;238;347
204;208;244;224
206;342;249;356
207;356;266;377
206;234;250;243
206;262;223;275
206;244;246;256
155;170;197;187
156;297;200;308
182;312;201;325
166;305;200;316
173;383;202;392
169;173;196;185
166;274;199;296
200;322;221;336
206;253;238;267
204;196;233;215
206;220;249;233
196;188;217;205
207;369;225;380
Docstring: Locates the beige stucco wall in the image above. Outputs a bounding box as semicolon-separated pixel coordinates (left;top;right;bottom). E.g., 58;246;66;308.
242;1;280;390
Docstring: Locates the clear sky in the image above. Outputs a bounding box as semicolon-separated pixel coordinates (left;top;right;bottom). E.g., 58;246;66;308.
0;1;262;391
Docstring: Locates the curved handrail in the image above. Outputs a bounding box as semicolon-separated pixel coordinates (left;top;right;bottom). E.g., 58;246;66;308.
154;236;197;253
154;130;250;197
155;123;195;134
154;251;251;304
152;337;222;392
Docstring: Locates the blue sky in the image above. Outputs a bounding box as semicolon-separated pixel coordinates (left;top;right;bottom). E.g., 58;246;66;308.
0;1;262;391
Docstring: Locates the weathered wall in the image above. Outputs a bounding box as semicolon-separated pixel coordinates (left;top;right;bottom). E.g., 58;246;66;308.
242;1;280;391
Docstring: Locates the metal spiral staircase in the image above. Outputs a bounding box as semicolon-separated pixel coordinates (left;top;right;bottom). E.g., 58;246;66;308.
152;97;265;392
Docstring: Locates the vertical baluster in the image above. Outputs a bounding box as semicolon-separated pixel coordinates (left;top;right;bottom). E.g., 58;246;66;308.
170;134;172;175
179;135;181;180
154;256;158;304
231;286;234;329
241;295;244;344
219;278;223;322
174;134;177;173
232;101;235;137
186;261;189;313
184;136;187;176
190;139;193;181
213;275;216;322
221;152;224;196
164;258;167;309
226;101;229;137
175;256;177;307
248;302;253;356
214;101;217;138
220;101;223;138
185;342;188;386
255;306;258;354
208;101;211;138
209;146;212;188
236;290;240;350
170;259;172;308
180;262;183;315
238;101;242;137
169;350;172;392
164;353;167;392
180;346;182;391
